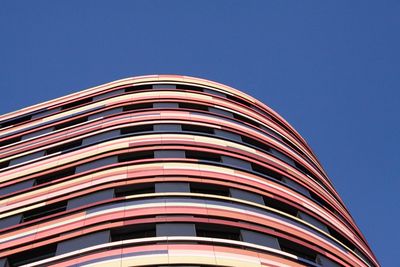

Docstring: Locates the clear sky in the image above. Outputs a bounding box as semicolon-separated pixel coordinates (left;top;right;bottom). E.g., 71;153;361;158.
0;1;398;265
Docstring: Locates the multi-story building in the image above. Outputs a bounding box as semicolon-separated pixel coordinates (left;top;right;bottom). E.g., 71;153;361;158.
0;75;378;267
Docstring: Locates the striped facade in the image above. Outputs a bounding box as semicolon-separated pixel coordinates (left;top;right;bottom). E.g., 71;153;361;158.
0;75;378;267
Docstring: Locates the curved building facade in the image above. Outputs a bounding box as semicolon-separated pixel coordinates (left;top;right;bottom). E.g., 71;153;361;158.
0;75;378;267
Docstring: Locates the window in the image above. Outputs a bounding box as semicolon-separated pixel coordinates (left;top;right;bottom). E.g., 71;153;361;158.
196;223;241;241
115;183;155;197
241;135;272;152
260;125;282;140
118;151;154;162
226;94;251;107
279;238;317;262
31;108;60;120
309;191;335;212
185;150;221;162
7;244;57;267
297;211;329;233
75;156;117;174
203;88;226;97
45;140;82;155
154;124;181;131
251;163;283;181
153;102;179;108
93;89;123;101
111;224;156;241
0;179;34;196
125;84;153;92
178;103;208;111
123;103;153;112
35;167;76;185
22;201;67;222
354;248;373;266
233;114;259;127
263;195;298;216
152;84;176;89
9;151;45;166
294;161;314;177
53;117;87;130
0;114;32;128
0;160;9;169
281;177;310;197
56;231;110;255
190;183;230;196
230;188;264;204
61;97;92;110
0;136;21;147
209;107;234;118
88;108;122;120
176;84;204;92
121;124;154;135
270;116;292;134
155;182;189;193
181;124;214;134
82;130;119;146
154;150;185;159
214;129;241;141
221;156;252;170
271;149;295;167
328;227;355;250
281;136;305;156
251;106;272;119
22;128;53;141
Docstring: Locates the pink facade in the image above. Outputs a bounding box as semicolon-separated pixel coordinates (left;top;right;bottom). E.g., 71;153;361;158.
0;75;378;266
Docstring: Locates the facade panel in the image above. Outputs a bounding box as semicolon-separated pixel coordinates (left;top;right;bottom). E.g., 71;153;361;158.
0;75;378;267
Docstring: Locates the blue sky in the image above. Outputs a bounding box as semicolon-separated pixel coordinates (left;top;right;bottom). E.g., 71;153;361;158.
1;1;398;265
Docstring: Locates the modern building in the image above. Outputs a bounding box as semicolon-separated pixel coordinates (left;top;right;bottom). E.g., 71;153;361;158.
0;75;378;267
